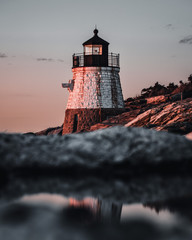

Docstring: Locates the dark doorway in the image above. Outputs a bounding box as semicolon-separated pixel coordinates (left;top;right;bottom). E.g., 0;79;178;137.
72;114;78;133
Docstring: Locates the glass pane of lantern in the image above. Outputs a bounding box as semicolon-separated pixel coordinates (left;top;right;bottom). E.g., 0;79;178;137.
85;45;93;55
93;45;102;55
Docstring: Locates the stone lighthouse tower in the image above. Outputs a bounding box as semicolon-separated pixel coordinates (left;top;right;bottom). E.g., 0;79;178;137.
62;29;124;134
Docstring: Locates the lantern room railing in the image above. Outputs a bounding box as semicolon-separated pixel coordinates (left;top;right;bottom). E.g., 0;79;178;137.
72;53;120;68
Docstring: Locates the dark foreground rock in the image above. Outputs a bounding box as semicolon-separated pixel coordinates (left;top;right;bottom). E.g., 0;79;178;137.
0;126;192;175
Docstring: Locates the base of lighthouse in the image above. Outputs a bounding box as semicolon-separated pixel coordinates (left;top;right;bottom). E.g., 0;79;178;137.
62;66;125;135
62;108;125;134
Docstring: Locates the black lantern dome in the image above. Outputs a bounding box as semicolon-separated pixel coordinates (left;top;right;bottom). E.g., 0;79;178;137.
73;29;119;68
82;28;109;67
83;28;109;46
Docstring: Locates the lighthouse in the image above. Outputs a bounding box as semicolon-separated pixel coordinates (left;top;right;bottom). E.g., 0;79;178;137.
62;29;124;134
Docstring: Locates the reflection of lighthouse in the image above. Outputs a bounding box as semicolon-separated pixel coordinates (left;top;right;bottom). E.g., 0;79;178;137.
69;197;122;223
62;29;125;134
98;200;122;222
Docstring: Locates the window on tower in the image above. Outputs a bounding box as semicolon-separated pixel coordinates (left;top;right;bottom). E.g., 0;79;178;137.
84;45;102;55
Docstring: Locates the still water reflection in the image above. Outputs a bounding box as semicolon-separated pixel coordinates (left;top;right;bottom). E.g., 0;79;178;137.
19;193;178;225
0;193;192;240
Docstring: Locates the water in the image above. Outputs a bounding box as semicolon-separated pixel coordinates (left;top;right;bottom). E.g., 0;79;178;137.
18;193;179;226
0;180;192;240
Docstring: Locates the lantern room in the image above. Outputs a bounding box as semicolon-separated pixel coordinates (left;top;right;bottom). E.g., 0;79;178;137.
73;28;119;68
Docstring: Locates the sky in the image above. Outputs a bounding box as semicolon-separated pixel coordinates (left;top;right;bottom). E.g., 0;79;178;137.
0;0;192;133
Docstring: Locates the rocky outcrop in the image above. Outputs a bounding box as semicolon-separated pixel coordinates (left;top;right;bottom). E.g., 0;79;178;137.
146;95;168;104
89;98;192;135
89;109;140;131
125;98;192;134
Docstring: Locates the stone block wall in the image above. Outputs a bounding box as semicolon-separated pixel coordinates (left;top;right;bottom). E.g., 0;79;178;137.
62;108;125;134
63;109;101;134
66;67;124;109
62;66;125;134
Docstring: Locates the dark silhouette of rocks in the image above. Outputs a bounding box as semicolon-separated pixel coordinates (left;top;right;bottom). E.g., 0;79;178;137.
35;125;63;136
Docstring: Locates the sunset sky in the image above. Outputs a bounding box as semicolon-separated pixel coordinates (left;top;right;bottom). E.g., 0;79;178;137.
0;0;192;133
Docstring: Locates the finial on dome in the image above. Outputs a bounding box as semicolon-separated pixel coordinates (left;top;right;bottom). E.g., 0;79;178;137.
94;27;98;36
